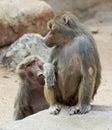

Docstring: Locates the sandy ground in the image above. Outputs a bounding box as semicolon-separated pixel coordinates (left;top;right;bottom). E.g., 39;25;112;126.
0;17;112;126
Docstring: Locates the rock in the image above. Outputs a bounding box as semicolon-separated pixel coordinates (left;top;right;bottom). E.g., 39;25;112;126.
0;105;112;130
43;0;112;20
2;33;51;71
89;27;99;34
84;11;112;25
0;0;54;47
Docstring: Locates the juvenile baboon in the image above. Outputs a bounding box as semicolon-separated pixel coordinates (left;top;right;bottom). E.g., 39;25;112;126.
13;55;49;120
43;12;101;115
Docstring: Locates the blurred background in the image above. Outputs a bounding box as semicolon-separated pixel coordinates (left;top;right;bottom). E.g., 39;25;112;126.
44;0;112;21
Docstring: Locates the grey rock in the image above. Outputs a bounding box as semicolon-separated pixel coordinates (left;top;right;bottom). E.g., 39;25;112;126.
2;33;51;70
1;105;112;130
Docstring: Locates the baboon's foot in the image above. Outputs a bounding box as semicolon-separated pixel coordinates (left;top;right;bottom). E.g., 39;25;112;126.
49;105;62;115
69;104;91;115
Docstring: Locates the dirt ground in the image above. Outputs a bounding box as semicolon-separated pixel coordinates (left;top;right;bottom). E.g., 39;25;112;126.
0;13;112;126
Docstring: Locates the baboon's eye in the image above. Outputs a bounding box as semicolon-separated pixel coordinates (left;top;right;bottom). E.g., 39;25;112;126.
29;60;37;66
24;60;36;70
24;64;30;70
49;22;52;30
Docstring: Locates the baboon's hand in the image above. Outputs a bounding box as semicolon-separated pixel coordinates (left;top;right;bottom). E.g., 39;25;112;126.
43;63;56;88
45;74;56;88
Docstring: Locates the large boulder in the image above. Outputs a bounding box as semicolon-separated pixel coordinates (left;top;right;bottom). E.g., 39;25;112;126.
2;33;51;71
0;105;112;130
0;0;54;47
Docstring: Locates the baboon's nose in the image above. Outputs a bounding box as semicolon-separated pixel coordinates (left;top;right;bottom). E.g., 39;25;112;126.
38;74;44;78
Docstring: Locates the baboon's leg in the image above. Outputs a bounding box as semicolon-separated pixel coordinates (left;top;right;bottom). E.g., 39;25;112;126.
69;67;96;115
44;85;61;115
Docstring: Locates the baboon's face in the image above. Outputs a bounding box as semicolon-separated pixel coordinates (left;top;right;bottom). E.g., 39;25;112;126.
43;12;75;47
24;59;45;85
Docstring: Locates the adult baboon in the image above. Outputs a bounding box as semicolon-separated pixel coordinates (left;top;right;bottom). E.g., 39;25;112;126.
43;12;101;115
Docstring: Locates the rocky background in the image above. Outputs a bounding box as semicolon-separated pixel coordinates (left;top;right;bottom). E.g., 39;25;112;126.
0;0;112;129
43;0;112;20
0;0;54;47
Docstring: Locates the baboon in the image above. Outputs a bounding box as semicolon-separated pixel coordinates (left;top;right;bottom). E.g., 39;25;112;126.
13;55;49;120
43;12;101;115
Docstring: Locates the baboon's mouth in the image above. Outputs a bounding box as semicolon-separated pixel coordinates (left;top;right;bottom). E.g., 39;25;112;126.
38;75;45;86
40;79;45;86
43;31;53;46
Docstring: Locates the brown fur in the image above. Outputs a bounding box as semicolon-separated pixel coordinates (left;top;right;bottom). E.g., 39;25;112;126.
13;56;49;120
43;12;101;115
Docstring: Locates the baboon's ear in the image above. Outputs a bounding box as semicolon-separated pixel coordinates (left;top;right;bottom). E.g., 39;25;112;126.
63;15;70;26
